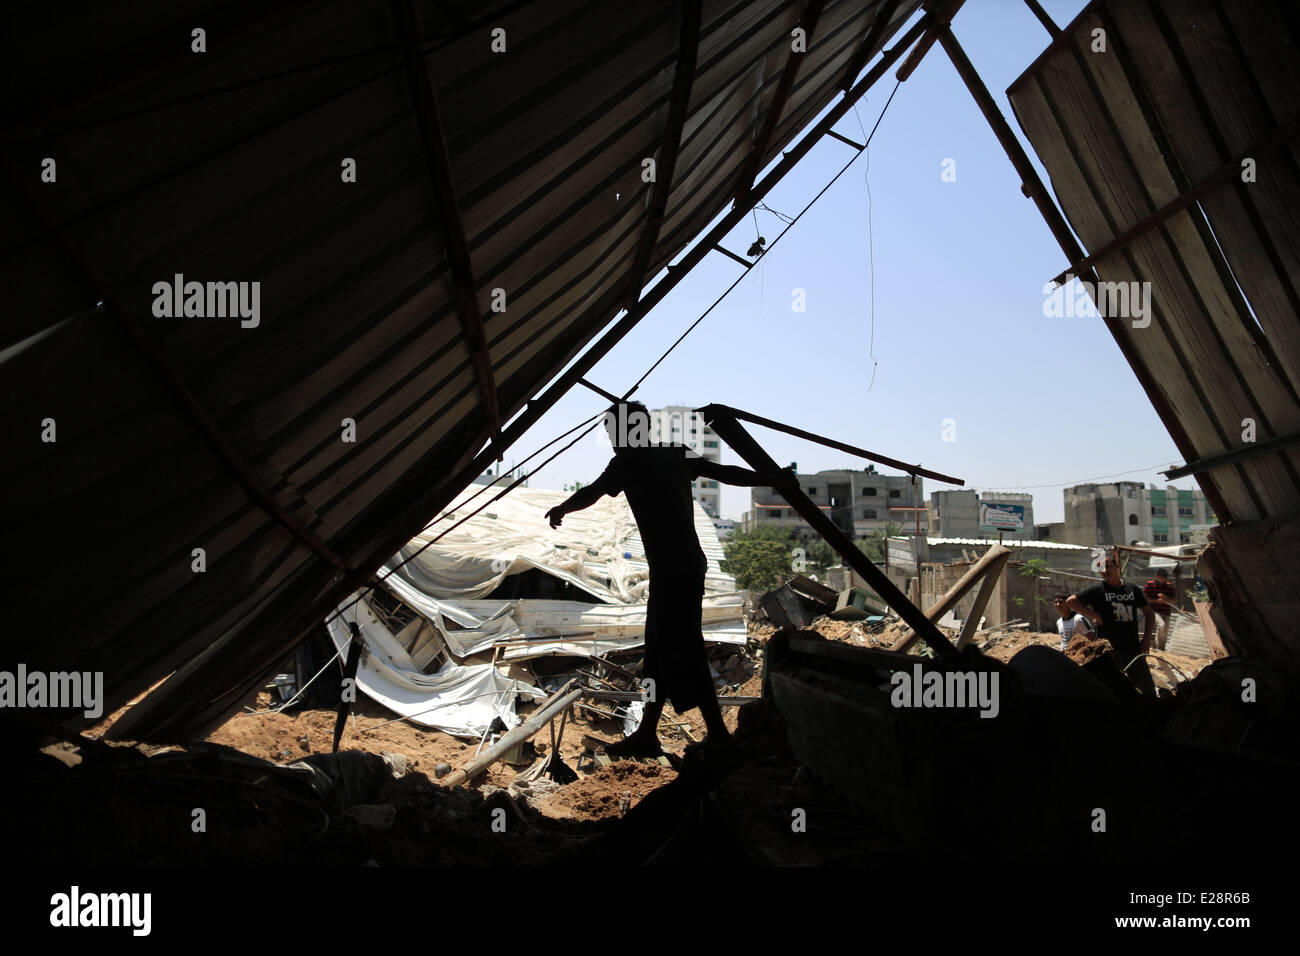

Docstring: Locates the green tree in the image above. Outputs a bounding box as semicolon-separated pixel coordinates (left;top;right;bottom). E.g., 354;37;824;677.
563;480;585;492
1019;557;1048;577
861;521;903;562
803;538;837;574
721;526;848;589
720;535;793;591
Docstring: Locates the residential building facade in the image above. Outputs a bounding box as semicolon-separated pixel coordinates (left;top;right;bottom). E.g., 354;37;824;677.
928;489;1036;540
741;465;926;541
1061;481;1217;547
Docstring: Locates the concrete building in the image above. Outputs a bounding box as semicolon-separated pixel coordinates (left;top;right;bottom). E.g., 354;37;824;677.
649;406;723;517
1061;481;1218;547
473;464;528;487
741;465;926;541
929;490;1036;540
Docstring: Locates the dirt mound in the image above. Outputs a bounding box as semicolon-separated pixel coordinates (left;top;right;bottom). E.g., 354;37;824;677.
1065;634;1115;665
533;760;675;820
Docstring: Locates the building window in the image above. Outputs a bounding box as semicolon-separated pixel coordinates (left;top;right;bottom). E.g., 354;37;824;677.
807;487;817;496
1128;514;1138;525
703;440;718;448
862;509;877;519
1179;533;1190;543
1178;506;1193;517
1126;487;1137;499
767;510;781;519
1151;504;1166;516
1154;532;1168;543
888;489;901;498
862;487;877;497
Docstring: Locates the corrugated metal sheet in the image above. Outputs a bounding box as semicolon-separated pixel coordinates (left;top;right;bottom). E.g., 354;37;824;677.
1008;0;1300;525
1;0;921;742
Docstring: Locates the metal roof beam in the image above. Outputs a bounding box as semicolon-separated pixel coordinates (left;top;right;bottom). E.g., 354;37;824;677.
895;0;966;82
1049;116;1300;288
624;0;703;311
702;405;957;656
840;0;902;91
391;0;501;439
734;0;826;205
1163;430;1300;481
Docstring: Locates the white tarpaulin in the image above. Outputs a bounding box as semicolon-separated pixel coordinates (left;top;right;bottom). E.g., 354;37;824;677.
393;484;739;601
326;599;545;738
327;483;745;735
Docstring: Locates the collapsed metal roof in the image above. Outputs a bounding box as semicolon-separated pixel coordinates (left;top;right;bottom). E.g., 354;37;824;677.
1;0;923;742
1007;0;1300;660
1009;0;1300;523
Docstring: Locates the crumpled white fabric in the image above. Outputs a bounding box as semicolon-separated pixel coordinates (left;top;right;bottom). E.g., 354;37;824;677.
327;600;544;738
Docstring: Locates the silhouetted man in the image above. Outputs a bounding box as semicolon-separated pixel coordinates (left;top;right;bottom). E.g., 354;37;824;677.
545;402;795;755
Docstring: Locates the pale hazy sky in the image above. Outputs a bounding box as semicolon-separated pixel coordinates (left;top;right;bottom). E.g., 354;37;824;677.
497;0;1191;524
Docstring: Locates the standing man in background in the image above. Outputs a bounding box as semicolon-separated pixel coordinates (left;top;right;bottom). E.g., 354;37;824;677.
1066;550;1157;696
1053;591;1093;652
1143;568;1177;650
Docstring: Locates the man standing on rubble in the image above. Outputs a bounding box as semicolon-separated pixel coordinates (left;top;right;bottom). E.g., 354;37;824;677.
544;401;796;756
1143;568;1177;650
1065;550;1158;696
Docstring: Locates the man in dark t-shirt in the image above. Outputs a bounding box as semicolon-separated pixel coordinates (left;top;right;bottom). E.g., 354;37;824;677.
1067;551;1157;695
544;402;795;755
1143;568;1177;650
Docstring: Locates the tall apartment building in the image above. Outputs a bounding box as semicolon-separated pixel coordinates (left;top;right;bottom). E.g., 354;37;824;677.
742;465;925;541
649;405;723;517
928;490;1036;540
1062;481;1217;547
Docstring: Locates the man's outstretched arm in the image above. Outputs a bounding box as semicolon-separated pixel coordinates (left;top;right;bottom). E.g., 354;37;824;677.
545;479;611;528
694;459;797;490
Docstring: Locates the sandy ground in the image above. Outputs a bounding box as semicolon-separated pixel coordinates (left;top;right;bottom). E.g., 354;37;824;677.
190;648;764;821
80;615;1203;830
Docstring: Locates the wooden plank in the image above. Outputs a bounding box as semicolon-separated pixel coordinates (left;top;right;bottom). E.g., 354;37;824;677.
892;546;1010;652
1158;0;1300;392
1010;64;1261;520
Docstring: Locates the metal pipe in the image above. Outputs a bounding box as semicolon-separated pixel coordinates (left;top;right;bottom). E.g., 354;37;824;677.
706;403;964;485
704;408;957;655
441;681;582;788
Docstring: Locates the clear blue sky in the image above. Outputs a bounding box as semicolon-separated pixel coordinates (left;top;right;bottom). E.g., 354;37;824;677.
501;0;1188;525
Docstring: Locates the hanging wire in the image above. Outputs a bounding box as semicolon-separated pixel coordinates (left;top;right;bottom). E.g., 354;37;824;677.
628;79;904;394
